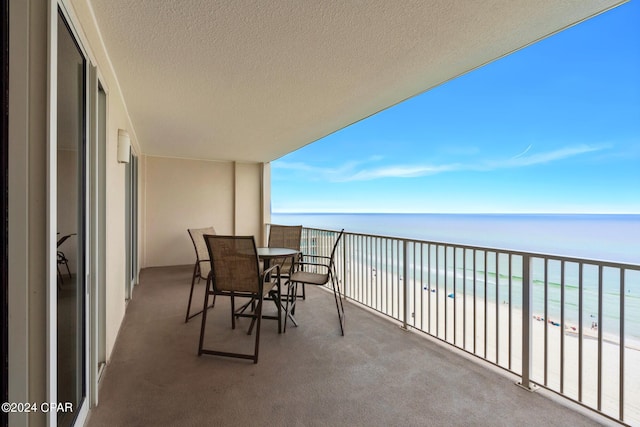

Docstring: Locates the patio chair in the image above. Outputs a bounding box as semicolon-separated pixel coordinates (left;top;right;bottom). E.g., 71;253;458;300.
185;226;216;322
268;224;304;299
286;229;345;335
198;235;280;364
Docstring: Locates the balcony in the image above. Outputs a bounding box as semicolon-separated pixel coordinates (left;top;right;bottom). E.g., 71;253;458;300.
85;227;636;426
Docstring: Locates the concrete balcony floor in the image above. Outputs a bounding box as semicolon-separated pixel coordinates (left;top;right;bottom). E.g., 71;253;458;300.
86;265;614;427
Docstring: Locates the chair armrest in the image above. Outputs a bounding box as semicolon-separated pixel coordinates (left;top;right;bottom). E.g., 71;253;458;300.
302;254;331;261
262;264;281;282
292;261;330;273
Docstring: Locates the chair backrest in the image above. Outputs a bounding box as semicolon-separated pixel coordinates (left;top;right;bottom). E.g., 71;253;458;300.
268;225;302;274
57;233;75;247
188;226;216;278
268;225;302;250
204;235;261;294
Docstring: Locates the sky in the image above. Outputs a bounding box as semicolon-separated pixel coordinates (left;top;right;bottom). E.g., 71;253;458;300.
272;1;640;214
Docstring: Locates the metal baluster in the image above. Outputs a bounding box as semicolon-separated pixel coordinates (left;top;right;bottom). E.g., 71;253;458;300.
495;252;499;365
597;265;603;411
420;243;425;331
508;253;512;371
518;254;534;390
402;240;408;329
375;237;379;310
428;244;432;334
578;263;583;402
397;240;401;319
454;247;457;346
473;249;477;355
560;260;565;394
436;245;440;337
444;245;448;341
619;269;625;422
544;258;548;386
463;249;467;351
413;242;417;328
484;250;488;359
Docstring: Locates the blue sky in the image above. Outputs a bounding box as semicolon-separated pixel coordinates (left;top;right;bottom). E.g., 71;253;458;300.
272;1;640;214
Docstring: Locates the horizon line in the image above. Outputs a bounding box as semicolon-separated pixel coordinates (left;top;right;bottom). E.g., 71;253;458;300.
272;211;640;215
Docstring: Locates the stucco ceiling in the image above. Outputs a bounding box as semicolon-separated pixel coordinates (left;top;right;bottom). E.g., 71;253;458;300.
86;0;623;163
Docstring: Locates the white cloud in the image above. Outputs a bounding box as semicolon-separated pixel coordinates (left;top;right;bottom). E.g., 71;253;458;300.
274;144;610;182
498;144;607;168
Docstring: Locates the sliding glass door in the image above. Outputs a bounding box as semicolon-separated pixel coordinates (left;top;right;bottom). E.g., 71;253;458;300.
57;9;87;427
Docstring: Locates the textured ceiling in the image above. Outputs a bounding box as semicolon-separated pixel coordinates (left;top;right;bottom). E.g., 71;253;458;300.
86;0;623;163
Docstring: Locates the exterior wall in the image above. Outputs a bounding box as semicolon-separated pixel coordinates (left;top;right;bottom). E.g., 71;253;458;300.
66;0;140;362
8;1;48;425
143;157;265;267
262;163;272;243
7;1;268;425
234;162;263;241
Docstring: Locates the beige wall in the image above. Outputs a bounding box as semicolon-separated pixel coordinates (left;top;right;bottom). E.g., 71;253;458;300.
234;162;263;238
144;157;266;267
67;0;141;360
8;1;48;425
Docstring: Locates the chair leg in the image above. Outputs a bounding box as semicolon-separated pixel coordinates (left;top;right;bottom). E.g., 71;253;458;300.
330;274;345;336
231;294;236;329
64;260;71;278
57;265;63;289
253;294;263;364
273;285;282;334
283;281;298;333
198;278;213;355
185;264;199;322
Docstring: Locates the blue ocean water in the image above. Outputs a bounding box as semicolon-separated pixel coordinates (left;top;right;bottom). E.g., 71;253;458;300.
271;213;639;264
272;213;640;340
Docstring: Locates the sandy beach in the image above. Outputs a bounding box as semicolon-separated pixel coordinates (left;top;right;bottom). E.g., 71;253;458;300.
407;289;640;425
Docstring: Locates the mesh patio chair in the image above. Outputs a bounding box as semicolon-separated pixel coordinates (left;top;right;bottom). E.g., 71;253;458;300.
268;224;304;299
286;229;345;335
185;226;217;322
198;235;281;364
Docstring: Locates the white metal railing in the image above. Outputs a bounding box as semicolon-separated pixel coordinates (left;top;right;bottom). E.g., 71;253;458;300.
295;226;640;426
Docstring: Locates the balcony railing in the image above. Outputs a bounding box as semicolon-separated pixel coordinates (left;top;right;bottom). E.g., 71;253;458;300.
293;226;640;426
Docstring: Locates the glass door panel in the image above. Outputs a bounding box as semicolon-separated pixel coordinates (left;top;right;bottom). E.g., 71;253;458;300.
57;10;86;427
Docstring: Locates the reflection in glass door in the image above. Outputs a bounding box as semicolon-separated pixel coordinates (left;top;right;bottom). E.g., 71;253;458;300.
57;10;86;427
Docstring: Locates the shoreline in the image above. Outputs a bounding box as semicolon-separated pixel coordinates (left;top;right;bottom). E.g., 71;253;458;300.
529;311;640;351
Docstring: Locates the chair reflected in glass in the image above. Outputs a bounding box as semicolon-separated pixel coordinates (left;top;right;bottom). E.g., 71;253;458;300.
185;226;216;322
198;235;281;364
268;224;303;298
57;233;76;286
287;229;345;335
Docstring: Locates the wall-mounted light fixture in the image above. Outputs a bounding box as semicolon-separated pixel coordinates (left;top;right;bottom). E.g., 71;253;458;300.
117;129;131;163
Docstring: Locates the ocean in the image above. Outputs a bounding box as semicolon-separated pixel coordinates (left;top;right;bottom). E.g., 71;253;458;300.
271;213;639;264
271;213;640;340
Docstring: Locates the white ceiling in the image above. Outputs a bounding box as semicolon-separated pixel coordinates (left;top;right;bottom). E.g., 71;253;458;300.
86;0;623;163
